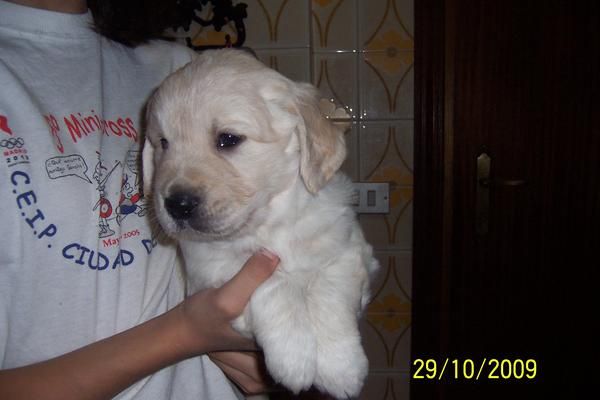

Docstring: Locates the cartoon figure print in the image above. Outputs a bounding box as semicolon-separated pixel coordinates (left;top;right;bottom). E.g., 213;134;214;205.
44;150;146;239
92;151;119;238
117;173;147;224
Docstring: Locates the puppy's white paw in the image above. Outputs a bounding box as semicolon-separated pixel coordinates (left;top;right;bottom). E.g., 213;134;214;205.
260;329;318;394
314;337;368;399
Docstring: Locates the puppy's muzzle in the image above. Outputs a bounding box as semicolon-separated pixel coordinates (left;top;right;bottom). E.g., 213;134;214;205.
165;191;200;221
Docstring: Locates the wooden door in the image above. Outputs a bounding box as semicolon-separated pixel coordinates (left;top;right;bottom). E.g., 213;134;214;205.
412;1;599;398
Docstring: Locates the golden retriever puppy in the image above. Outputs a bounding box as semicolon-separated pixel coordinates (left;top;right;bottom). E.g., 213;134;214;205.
143;49;379;399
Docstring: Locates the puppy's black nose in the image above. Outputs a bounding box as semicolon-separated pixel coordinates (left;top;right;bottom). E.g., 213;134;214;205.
164;191;200;220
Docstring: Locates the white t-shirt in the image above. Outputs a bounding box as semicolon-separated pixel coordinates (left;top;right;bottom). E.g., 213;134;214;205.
0;2;242;399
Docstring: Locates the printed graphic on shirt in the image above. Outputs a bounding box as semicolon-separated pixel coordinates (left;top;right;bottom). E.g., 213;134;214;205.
46;154;92;183
6;125;58;249
3;112;158;271
2;116;29;167
1;114;13;135
90;151;147;238
44;110;138;155
2;136;29;167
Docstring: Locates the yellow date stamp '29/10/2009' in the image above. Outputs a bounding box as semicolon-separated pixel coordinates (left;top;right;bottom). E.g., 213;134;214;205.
412;358;538;381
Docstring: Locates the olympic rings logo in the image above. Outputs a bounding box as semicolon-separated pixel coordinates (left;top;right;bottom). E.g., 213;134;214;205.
0;137;25;149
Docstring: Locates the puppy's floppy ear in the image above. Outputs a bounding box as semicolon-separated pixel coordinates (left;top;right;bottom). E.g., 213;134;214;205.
294;83;347;194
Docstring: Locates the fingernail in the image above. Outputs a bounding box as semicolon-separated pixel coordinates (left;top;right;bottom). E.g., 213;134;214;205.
258;247;280;263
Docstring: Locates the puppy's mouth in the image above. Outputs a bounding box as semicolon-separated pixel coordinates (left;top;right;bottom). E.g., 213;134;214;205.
158;190;249;241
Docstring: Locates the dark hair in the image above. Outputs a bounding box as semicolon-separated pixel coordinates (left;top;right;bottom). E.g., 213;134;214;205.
87;0;179;47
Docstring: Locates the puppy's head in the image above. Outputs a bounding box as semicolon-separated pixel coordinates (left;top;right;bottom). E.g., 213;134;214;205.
143;49;346;240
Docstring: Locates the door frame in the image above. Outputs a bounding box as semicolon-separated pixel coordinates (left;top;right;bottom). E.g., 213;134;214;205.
411;0;451;397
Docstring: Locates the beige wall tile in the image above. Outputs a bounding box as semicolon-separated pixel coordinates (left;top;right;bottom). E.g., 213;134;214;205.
361;320;392;371
361;252;411;371
255;48;311;82
312;52;359;119
369;251;412;297
359;204;412;249
362;320;411;371
358;121;413;179
311;0;357;51
360;51;414;120
244;0;311;49
393;328;411;372
357;121;413;249
359;0;414;49
357;0;414;119
360;372;410;399
394;0;414;36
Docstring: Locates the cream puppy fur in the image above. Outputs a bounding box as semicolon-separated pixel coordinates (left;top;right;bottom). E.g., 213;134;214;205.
143;49;379;399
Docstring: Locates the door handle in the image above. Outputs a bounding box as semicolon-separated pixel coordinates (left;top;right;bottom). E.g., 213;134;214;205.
476;151;526;235
478;178;527;187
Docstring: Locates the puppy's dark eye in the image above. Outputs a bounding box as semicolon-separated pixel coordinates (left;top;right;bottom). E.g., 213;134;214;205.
160;138;169;150
217;133;244;149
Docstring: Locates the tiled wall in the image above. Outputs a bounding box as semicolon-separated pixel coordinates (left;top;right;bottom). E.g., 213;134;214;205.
172;1;414;398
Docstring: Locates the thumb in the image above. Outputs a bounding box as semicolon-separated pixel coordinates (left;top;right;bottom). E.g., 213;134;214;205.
217;248;280;314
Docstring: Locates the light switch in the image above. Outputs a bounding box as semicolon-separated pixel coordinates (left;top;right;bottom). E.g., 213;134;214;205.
352;182;390;214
